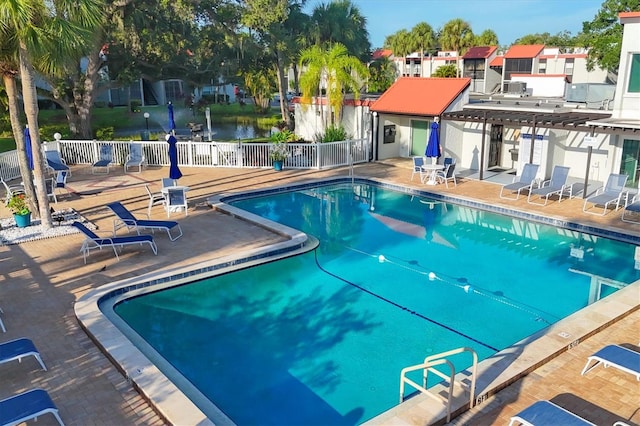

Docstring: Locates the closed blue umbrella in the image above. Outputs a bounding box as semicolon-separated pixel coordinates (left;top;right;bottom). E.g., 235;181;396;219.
425;119;440;162
24;126;33;170
166;134;183;180
168;102;176;133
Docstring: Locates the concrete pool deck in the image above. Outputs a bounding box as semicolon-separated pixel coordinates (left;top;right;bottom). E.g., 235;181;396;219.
1;159;638;425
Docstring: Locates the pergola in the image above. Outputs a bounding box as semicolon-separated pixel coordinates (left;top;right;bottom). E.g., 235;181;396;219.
440;108;640;185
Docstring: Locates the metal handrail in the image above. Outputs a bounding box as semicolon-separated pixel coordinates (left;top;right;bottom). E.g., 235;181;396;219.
399;346;478;423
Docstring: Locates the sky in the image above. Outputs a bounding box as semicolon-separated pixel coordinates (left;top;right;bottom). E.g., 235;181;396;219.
306;0;604;48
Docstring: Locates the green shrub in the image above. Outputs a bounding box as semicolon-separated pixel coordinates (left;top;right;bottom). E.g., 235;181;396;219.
39;125;71;142
130;99;142;113
95;127;115;140
315;125;350;143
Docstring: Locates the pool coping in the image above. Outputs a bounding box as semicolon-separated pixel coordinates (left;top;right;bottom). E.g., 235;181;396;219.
75;176;640;426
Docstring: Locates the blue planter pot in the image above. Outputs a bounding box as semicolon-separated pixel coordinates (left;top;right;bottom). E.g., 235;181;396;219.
14;212;31;228
273;161;283;171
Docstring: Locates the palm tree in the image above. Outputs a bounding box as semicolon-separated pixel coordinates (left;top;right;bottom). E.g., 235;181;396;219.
299;43;368;128
410;22;436;76
439;18;475;77
0;0;102;228
310;0;371;61
385;29;412;77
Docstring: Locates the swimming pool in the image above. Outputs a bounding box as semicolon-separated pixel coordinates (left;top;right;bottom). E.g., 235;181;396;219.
109;181;639;425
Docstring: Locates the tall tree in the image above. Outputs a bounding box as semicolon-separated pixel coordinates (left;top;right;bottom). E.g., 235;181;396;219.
514;31;574;50
0;0;103;227
577;0;639;72
475;29;499;46
310;0;371;61
384;29;412;76
439;18;474;77
367;56;396;92
299;43;368;127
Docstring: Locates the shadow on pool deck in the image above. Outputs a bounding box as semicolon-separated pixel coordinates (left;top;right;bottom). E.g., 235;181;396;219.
1;159;638;425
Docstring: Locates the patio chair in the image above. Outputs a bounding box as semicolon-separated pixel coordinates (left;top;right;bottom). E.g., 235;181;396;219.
509;400;596;426
161;177;176;189
1;178;25;205
145;185;166;218
499;163;539;200
0;388;65;426
435;162;457;188
165;186;188;217
71;221;158;263
107;201;183;241
622;193;640;224
124;143;145;173
411;156;426;182
92;145;113;174
527;165;571;205
44;177;57;204
582;173;629;215
0;306;5;332
44;149;70;175
0;337;47;371
581;344;640;380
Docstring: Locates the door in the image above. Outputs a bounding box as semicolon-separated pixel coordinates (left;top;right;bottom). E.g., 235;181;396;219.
410;120;429;156
620;139;640;189
488;124;503;168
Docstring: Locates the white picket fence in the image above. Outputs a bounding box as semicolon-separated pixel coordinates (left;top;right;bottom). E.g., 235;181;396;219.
0;138;370;182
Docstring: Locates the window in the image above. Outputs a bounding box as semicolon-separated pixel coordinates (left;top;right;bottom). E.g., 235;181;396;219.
564;58;574;75
628;54;640;93
504;58;533;80
164;80;183;102
383;125;396;144
538;59;546;74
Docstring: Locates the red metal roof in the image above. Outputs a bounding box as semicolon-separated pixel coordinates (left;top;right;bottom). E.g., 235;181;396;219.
372;49;393;60
619;11;640;18
370;77;470;116
490;56;504;67
504;44;545;59
463;46;497;59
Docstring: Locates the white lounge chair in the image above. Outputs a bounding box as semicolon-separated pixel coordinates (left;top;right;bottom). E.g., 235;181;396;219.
581;344;640;380
509;400;596;426
0;388;64;426
124;143;145;173
500;163;539;200
583;174;629;215
44;149;70;176
1;178;25;205
527;165;570;205
92;145;113;174
71;221;158;263
0;337;47;371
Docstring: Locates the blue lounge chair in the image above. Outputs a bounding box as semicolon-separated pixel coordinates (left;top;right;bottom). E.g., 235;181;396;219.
0;338;47;371
106;201;183;241
581;344;640;380
622;193;640;224
44;150;70;175
71;221;158;263
509;400;595;426
0;388;64;426
92;145;113;174
500;163;539;200
527;166;571;205
583;173;629;215
124;143;145;173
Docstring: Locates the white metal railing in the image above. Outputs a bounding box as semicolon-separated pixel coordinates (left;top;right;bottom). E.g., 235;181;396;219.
399;347;478;423
0;138;369;182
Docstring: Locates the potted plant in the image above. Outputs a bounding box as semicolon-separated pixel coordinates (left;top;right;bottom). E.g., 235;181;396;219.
7;193;32;228
269;129;294;171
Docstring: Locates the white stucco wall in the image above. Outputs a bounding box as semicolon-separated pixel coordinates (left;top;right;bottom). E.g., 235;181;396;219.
614;14;640;119
511;75;567;97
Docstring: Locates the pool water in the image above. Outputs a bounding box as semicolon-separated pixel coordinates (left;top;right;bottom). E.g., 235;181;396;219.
114;183;638;425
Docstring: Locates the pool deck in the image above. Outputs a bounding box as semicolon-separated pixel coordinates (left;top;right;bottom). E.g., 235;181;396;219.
1;159;639;426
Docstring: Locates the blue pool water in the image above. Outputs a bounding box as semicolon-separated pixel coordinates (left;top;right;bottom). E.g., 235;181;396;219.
114;182;638;425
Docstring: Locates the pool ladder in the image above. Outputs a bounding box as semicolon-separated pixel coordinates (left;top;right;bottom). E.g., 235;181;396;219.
399;347;478;423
